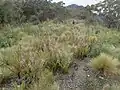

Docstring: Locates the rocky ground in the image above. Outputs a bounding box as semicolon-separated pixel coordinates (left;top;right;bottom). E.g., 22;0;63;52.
1;58;120;90
56;58;120;90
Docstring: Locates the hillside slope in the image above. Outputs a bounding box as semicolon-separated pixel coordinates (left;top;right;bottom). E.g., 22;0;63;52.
0;22;120;90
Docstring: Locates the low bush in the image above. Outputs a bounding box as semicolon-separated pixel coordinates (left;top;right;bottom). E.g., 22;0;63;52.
73;44;89;59
0;36;45;86
90;53;119;75
0;30;27;48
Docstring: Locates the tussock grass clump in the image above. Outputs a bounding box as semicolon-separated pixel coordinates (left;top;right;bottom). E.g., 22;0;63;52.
35;36;73;73
58;30;91;59
71;35;96;59
45;44;73;73
13;69;58;90
73;44;89;59
90;53;119;75
30;69;59;90
88;36;98;43
0;36;45;85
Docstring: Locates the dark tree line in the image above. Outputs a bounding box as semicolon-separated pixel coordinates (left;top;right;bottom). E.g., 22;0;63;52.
1;0;120;30
0;0;70;25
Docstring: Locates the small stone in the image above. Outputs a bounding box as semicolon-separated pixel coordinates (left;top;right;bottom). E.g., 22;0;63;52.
99;76;104;79
87;75;90;77
17;85;20;88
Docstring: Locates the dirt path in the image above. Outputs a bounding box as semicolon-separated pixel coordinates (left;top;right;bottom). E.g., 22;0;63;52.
56;58;92;90
56;58;120;90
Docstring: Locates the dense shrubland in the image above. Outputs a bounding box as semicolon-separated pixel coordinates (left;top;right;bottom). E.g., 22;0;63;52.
0;21;119;89
0;22;93;89
0;0;120;90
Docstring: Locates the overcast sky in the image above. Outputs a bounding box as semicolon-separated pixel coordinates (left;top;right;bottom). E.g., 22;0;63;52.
53;0;104;6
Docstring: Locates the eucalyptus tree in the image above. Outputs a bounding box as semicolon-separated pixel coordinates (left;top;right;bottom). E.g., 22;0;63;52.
91;0;120;29
0;0;70;25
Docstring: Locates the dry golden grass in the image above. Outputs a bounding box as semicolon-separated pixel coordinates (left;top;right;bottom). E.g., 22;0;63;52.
90;53;120;75
0;21;120;90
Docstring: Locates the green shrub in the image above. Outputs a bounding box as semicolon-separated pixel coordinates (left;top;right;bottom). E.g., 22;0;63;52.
0;30;27;48
99;44;120;61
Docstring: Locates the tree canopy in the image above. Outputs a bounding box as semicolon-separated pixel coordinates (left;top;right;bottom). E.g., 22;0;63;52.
0;0;70;25
90;0;120;29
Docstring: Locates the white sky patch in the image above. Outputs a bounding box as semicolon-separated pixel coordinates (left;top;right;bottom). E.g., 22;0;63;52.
53;0;104;6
